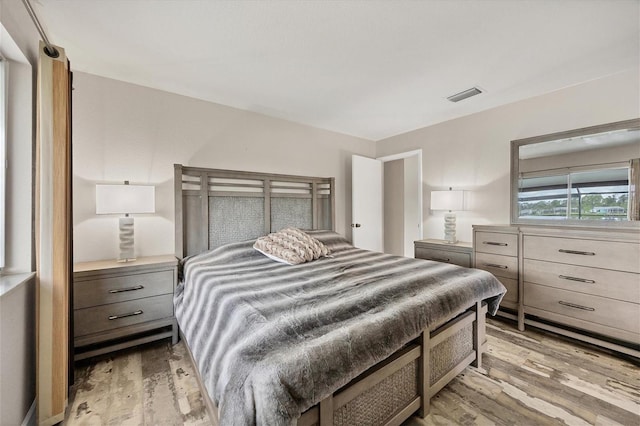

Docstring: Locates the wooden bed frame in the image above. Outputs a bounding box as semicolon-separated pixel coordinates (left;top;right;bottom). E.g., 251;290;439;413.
174;164;489;425
174;164;335;258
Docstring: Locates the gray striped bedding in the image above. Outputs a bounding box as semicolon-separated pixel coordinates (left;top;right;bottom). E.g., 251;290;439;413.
174;230;506;426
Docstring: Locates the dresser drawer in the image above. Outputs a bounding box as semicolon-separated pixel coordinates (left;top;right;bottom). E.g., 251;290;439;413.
475;252;518;280
74;294;174;337
524;283;640;335
415;247;471;267
524;235;640;273
74;270;174;309
524;259;640;303
475;232;518;256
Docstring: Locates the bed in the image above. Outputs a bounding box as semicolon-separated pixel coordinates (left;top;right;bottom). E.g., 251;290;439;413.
173;164;506;426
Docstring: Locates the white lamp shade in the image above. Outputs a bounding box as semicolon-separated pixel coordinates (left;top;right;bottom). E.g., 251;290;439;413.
430;190;464;211
96;184;155;214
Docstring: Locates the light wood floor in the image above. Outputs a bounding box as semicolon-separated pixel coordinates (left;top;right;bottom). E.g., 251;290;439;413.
65;318;639;425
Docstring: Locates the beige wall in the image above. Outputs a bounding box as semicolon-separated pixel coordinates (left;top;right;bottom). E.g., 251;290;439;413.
0;0;40;64
72;72;375;262
73;69;639;260
403;154;420;256
384;159;404;256
0;275;36;426
383;155;421;257
376;69;640;243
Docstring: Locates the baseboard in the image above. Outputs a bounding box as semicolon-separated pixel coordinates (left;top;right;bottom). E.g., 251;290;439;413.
21;400;36;426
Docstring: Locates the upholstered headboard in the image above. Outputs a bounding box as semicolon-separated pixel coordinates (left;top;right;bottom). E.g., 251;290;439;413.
174;164;336;258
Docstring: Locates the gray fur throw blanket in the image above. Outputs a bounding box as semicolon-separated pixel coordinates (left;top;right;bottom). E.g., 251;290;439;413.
174;230;505;425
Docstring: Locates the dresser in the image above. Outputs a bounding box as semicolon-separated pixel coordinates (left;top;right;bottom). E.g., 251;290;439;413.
473;225;640;358
521;227;639;353
472;226;519;315
414;239;472;268
73;255;178;360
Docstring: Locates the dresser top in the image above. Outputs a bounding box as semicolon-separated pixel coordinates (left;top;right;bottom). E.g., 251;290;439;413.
415;239;472;249
472;224;518;233
74;254;178;274
472;224;639;242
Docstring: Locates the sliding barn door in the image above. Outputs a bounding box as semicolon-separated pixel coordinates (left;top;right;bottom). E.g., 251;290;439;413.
36;42;72;426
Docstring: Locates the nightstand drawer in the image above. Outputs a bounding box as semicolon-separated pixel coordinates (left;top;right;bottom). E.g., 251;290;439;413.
74;294;174;337
475;232;518;256
475;252;518;280
415;247;471;267
74;270;174;309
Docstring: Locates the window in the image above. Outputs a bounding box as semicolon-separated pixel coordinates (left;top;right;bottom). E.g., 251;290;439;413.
518;166;630;221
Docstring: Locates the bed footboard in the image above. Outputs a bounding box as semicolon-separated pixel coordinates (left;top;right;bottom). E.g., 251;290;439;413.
299;301;487;426
184;301;487;426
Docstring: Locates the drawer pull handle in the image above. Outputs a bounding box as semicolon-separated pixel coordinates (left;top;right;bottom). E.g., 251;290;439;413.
558;301;595;311
108;285;144;294
108;310;143;320
483;263;508;269
483;241;507;246
558;249;595;256
429;257;450;263
559;275;595;284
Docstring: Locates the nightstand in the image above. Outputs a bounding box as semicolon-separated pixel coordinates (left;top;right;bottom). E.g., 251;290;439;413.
414;239;473;267
73;255;178;361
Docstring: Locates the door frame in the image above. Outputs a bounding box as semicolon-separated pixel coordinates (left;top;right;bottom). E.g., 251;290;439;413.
376;149;424;254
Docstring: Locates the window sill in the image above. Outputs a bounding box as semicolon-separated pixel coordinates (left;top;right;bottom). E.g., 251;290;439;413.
0;272;35;298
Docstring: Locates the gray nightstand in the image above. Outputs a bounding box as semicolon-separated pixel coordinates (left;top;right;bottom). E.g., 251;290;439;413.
414;239;472;267
73;255;178;360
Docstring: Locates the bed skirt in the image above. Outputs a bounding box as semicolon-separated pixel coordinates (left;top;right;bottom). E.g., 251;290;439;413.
182;300;487;426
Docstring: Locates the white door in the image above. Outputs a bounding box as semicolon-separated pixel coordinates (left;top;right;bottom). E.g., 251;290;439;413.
352;155;383;251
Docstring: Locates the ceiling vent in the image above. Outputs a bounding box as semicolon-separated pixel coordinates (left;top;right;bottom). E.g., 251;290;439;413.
447;87;483;103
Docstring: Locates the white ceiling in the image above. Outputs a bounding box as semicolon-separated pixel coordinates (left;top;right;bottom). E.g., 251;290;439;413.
34;0;640;141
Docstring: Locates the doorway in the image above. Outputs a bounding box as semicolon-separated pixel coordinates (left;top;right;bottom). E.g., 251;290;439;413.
352;150;422;256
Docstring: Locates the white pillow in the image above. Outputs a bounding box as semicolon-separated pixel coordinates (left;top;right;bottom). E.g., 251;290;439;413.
253;228;330;265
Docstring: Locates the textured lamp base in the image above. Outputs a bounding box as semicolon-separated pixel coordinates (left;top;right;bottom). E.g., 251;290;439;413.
118;216;136;262
444;212;458;244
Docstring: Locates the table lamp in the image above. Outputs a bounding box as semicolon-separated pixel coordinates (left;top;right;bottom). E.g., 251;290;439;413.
430;188;464;244
96;181;155;261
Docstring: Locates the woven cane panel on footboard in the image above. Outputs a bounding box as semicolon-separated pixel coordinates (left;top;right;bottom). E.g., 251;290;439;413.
329;323;472;426
333;359;418;426
297;306;483;426
430;322;473;385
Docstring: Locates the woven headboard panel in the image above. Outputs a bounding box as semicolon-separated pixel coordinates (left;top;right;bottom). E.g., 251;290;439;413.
174;164;336;258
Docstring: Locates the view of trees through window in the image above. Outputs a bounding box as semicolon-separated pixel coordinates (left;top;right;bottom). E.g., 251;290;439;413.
518;168;629;221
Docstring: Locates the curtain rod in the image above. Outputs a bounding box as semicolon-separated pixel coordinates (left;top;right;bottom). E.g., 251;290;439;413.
21;0;59;58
